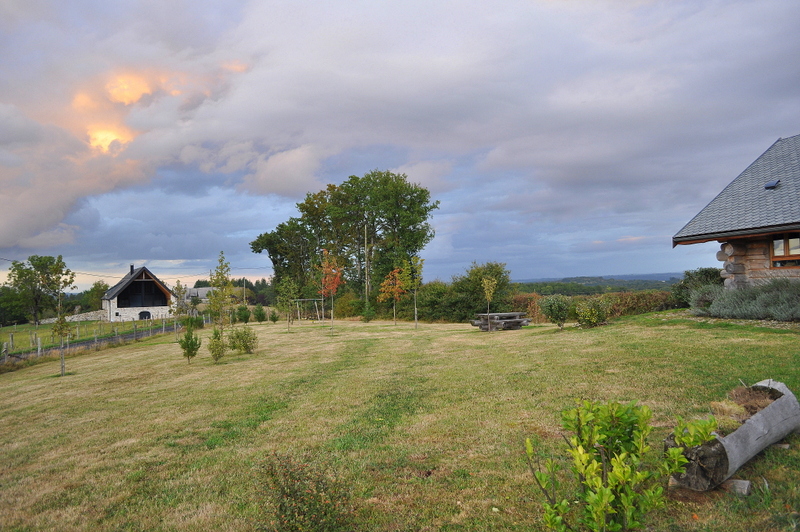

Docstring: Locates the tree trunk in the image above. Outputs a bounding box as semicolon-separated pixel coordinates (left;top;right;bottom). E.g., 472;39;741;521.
666;380;800;491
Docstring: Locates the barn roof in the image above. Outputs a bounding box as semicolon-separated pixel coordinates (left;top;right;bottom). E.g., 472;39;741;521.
102;266;172;301
673;134;800;246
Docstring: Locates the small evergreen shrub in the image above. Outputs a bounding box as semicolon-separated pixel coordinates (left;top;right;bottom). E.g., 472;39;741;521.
539;294;571;330
269;309;280;323
177;329;201;363
236;305;251;324
361;304;376;323
228;326;258;354
257;451;355;532
253;303;267;323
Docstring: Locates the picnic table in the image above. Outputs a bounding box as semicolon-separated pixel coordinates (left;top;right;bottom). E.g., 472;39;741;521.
471;312;531;331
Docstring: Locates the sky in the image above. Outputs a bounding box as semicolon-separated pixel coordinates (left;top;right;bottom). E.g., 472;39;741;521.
2;0;800;291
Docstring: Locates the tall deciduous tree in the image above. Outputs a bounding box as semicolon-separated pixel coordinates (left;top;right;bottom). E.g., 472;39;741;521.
7;255;75;325
250;170;438;305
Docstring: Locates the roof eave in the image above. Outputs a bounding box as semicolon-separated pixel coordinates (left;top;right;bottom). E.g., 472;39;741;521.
673;222;800;247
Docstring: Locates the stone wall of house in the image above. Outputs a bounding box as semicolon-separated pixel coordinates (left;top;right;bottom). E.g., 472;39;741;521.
102;298;173;322
717;239;800;288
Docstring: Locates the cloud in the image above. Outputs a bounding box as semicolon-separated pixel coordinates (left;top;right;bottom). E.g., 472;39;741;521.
2;0;800;288
239;145;327;198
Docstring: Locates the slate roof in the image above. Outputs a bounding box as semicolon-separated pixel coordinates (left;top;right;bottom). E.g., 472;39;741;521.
673;134;800;245
102;266;172;301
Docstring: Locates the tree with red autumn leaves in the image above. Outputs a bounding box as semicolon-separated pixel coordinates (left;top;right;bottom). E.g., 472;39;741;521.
318;250;345;331
378;267;406;325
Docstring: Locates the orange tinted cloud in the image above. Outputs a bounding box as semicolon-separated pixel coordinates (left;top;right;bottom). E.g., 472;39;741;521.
88;125;134;153
106;75;152;105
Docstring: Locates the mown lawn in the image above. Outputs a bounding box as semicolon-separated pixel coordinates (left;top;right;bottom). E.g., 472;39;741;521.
1;313;798;531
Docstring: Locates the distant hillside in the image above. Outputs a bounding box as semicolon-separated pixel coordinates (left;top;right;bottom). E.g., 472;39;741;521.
513;273;683;295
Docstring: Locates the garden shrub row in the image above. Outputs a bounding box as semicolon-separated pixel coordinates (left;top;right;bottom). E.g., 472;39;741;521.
690;278;800;321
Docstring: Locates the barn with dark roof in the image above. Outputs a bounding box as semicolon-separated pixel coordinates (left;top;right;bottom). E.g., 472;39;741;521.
674;134;800;288
102;265;174;322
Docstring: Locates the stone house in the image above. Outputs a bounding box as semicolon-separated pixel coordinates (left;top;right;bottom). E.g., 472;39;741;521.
673;134;800;288
102;265;174;322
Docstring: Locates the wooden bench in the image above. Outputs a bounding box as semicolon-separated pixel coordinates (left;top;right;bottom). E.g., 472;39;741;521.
471;312;531;331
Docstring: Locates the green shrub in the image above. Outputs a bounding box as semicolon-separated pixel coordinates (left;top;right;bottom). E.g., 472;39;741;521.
181;316;204;330
257;451;355;532
228;326;258;354
539;295;571;330
208;328;226;362
361;304;376;323
269;309;279;323
671;267;723;307
253;303;267;323
575;297;609;328
236;305;251;324
600;290;674;318
526;400;688;532
693;278;800;321
177;329;201;364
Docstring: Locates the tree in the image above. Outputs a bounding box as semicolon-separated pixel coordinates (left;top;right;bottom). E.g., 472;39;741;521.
7;255;75;325
481;277;498;331
172;280;189;318
0;286;27;326
178;329;201;364
236;304;251;324
378;268;406;325
318;250;345;332
207;251;234;363
276;277;299;332
79;280;110;312
448;262;512;322
399;256;424;329
253;303;267;323
251;171;439;305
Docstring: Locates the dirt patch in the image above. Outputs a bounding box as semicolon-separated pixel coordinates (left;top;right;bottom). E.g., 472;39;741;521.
728;386;780;417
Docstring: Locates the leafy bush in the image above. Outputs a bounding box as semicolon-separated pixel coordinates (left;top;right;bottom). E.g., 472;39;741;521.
692;278;800;321
526;400;688;532
178;329;201;363
671;267;723;307
181;316;204;330
253;303;267;323
512;293;547;323
257;451;355;532
575;297;609;328
600;290;674;318
361;304;376;322
539;295;571;330
228;326;258;354
236;305;251;324
208;328;226;362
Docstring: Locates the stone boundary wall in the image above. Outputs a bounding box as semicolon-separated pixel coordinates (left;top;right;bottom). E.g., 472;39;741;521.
40;310;106;324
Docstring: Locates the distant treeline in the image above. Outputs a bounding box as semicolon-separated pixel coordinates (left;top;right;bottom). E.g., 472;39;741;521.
513;276;681;296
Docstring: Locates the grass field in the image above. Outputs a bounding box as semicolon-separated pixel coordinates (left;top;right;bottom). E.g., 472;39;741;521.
1;312;799;531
